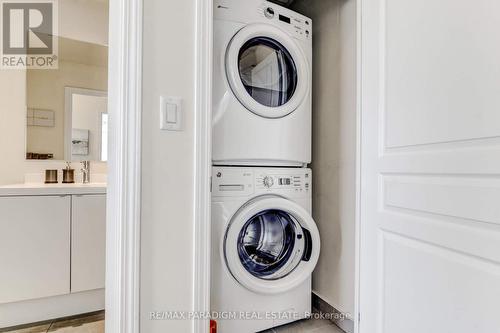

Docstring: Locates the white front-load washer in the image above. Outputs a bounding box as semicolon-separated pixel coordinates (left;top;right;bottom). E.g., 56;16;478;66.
211;167;320;333
213;0;312;167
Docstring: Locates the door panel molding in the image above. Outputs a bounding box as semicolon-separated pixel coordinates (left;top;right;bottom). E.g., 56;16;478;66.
382;174;500;225
381;0;500;150
380;231;500;333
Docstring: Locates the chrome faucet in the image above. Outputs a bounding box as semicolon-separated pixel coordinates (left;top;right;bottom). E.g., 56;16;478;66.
81;161;91;184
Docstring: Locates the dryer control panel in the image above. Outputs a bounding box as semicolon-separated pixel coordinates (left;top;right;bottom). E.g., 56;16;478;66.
212;167;311;198
214;0;312;42
258;3;311;41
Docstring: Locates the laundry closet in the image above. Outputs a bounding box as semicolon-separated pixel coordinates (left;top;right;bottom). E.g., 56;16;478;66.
210;0;358;332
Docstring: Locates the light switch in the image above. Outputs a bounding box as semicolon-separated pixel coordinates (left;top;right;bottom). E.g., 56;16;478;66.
166;103;177;123
160;96;182;131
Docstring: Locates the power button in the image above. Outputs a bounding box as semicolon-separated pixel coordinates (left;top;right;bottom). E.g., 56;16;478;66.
265;7;275;19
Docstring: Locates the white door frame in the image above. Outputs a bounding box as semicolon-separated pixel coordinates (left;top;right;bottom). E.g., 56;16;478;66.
354;0;362;332
193;0;213;332
106;0;142;331
106;0;213;332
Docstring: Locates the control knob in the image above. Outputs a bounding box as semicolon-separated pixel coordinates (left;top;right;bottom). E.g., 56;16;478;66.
263;176;274;188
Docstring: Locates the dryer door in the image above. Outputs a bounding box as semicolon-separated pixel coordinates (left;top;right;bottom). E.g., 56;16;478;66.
224;196;320;294
226;23;309;118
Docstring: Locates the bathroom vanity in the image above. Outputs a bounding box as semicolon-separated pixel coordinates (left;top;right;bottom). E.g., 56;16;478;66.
0;183;106;328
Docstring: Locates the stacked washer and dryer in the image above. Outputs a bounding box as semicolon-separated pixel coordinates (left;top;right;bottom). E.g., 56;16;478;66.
211;0;320;332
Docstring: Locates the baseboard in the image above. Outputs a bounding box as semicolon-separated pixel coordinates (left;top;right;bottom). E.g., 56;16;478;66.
312;293;354;333
0;289;104;328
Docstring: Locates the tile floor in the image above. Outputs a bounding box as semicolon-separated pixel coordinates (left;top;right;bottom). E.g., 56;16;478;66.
261;318;344;333
0;312;104;333
2;311;343;333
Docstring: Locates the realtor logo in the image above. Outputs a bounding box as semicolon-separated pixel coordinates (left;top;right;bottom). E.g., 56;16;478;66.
1;0;58;69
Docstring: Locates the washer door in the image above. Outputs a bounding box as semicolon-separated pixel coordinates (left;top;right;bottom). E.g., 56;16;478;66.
224;196;320;294
226;24;309;118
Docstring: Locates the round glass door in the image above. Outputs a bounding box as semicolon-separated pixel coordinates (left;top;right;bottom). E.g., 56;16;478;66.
225;24;309;119
237;209;302;280
238;37;298;108
224;196;320;294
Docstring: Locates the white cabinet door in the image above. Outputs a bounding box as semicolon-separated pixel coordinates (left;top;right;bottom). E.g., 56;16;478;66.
359;0;500;332
0;196;71;304
71;194;106;293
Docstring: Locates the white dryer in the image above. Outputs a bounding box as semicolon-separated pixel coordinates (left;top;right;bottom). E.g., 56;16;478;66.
211;167;320;333
213;0;312;166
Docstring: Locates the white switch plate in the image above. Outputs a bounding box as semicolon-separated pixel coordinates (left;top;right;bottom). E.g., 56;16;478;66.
160;96;183;131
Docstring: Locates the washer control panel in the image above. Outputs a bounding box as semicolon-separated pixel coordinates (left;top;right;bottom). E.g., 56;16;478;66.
255;171;310;193
211;167;311;198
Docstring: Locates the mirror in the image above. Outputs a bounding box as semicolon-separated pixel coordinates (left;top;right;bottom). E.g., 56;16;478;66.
65;88;108;162
25;36;108;161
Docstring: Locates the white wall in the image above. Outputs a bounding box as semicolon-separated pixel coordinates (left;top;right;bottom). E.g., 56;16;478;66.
0;71;26;185
140;0;197;331
59;0;109;46
292;0;357;316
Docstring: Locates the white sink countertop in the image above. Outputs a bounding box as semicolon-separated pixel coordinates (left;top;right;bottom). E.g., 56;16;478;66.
0;183;107;196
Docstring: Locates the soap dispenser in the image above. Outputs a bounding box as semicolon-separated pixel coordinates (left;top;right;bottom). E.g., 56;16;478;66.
62;162;75;184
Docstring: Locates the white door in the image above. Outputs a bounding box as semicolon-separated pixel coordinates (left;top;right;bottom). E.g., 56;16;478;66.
359;0;500;332
71;194;106;293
